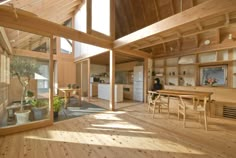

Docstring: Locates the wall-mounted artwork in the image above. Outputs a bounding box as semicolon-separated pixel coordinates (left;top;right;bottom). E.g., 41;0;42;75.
200;65;227;86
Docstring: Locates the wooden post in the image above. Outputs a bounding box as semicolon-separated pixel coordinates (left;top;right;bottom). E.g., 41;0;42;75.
49;36;54;122
109;49;115;111
87;59;90;101
144;58;148;103
80;61;83;99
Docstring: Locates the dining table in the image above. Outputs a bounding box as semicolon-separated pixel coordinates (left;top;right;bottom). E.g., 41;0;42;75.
154;89;214;116
58;87;81;109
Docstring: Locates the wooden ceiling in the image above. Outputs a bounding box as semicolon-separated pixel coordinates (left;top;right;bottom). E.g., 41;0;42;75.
115;0;208;39
2;0;236;60
3;0;83;50
90;52;143;65
114;0;236;58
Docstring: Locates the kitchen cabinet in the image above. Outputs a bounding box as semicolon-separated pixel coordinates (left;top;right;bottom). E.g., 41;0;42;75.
98;84;123;102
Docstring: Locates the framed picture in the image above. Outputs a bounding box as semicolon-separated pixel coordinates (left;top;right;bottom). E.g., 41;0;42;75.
200;65;227;86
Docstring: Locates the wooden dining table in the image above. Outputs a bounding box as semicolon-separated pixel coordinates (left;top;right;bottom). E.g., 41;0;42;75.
58;87;81;109
155;89;214;116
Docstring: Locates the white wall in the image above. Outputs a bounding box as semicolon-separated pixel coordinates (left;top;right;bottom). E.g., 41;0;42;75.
90;64;107;76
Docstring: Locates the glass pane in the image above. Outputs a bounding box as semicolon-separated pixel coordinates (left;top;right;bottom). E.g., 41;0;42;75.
92;0;110;36
60;38;72;54
0;28;52;129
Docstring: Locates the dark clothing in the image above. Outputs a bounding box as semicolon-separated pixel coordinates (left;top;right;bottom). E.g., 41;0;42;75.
152;78;162;91
152;84;162;91
152;78;163;99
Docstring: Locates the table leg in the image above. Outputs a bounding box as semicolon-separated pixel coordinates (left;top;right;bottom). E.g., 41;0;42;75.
64;92;68;109
208;96;211;117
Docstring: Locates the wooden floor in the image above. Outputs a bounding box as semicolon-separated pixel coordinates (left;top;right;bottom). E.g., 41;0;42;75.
0;98;236;158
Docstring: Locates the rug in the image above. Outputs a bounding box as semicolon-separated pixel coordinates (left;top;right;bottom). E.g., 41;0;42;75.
54;98;106;122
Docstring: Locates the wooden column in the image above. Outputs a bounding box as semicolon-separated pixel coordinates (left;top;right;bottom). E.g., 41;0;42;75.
144;58;148;103
109;49;115;111
49;36;54;121
110;0;115;40
87;59;90;101
86;0;92;34
80;62;83;99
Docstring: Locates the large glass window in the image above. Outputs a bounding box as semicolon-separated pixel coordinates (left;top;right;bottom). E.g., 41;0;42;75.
60;38;72;54
92;0;110;36
0;28;52;132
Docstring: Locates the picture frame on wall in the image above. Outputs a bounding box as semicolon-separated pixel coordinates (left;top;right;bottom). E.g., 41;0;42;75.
200;65;227;86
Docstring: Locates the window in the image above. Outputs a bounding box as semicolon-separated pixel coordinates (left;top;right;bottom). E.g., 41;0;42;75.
60;38;72;54
92;0;110;36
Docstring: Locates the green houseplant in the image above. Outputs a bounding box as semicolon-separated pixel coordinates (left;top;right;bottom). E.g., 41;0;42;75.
10;56;39;124
31;99;48;120
53;96;63;118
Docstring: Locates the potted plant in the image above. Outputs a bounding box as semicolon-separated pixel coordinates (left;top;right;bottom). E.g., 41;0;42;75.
31;99;48;120
53;96;63;118
25;90;35;104
10;56;39;124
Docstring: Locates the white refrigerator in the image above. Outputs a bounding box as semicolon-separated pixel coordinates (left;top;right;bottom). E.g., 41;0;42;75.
133;66;143;102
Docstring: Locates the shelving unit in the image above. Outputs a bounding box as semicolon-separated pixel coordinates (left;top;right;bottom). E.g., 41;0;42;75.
152;49;236;88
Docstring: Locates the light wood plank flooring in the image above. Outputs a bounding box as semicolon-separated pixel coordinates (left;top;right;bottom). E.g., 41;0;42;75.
0;99;236;158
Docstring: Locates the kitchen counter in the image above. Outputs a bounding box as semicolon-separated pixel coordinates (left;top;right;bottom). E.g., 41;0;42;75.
98;84;123;102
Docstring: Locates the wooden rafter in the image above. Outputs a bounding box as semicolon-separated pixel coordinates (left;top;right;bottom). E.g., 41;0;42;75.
196;22;203;31
170;0;175;15
116;48;152;59
0;27;13;54
153;0;161;21
0;6;112;49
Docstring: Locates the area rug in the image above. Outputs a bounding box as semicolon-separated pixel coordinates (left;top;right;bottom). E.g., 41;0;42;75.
54;98;106;122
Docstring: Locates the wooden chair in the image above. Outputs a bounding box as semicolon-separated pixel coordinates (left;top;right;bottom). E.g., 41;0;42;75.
178;95;208;131
147;91;169;118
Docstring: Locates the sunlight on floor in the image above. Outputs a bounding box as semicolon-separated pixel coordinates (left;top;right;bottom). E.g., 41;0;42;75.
85;127;156;134
25;130;206;155
91;122;144;130
93;113;123;121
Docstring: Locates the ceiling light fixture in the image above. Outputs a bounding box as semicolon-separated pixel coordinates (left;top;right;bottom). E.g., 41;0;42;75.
204;39;211;45
228;33;233;40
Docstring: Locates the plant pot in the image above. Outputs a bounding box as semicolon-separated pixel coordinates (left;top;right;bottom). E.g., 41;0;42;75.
53;111;59;118
15;110;31;125
32;106;48;120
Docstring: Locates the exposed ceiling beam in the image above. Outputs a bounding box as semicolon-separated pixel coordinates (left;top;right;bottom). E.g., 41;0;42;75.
113;0;236;49
0;6;112;49
154;40;236;58
116;48;151;59
0;27;13;54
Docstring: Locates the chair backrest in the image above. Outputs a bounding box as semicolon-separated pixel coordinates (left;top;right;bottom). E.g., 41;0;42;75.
179;94;208;110
147;91;158;103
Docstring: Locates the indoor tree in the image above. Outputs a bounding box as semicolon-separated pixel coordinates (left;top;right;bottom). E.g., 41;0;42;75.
10;56;39;111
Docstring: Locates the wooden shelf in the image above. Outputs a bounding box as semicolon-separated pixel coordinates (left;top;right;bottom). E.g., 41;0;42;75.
153;66;165;68
197;60;234;66
166;65;178;68
166;75;178;78
178;75;195;77
178;63;196;66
